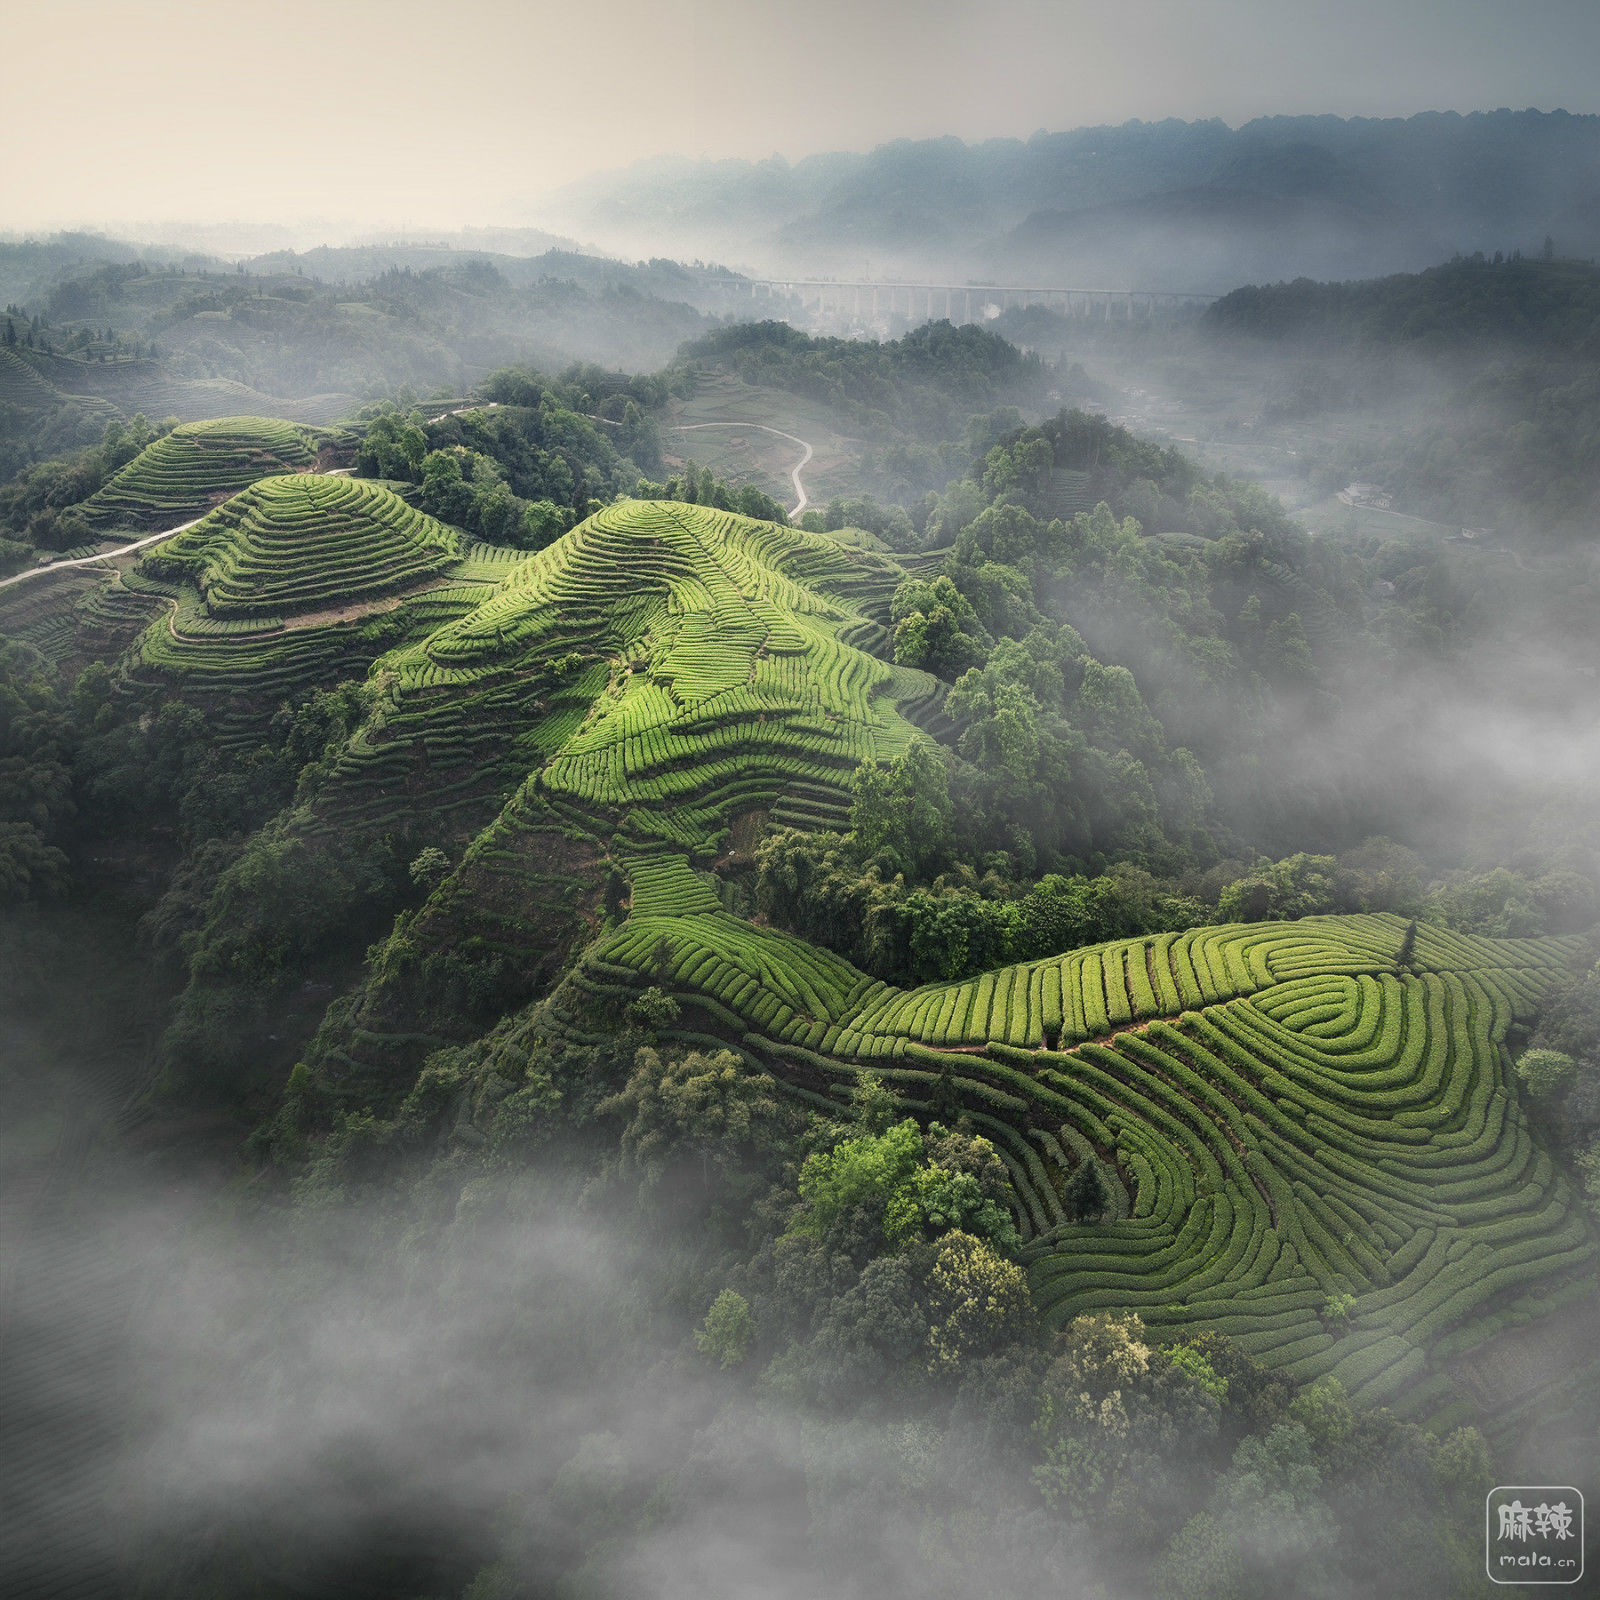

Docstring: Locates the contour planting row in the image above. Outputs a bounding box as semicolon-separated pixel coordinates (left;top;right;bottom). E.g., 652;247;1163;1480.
82;417;317;532
589;856;884;1040
846;915;1448;1051
312;501;937;856
316;657;614;832
141;475;459;618
0;348;68;411
569;891;1593;1417
123;585;498;753
1017;966;1590;1371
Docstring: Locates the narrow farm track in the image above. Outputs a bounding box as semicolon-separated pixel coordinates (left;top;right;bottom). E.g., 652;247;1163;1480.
411;404;818;517
0;517;202;592
668;421;815;517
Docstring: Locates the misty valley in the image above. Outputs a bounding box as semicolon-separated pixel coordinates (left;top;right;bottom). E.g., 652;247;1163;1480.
2;63;1598;1600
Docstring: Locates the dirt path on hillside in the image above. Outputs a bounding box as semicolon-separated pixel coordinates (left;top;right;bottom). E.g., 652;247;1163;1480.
667;421;815;517
0;516;204;593
155;575;465;643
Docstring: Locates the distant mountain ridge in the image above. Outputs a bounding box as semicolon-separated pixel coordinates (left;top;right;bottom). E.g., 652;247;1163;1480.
1205;252;1600;352
544;109;1600;290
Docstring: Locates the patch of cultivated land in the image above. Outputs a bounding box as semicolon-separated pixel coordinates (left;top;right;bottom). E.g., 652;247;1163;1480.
666;374;862;504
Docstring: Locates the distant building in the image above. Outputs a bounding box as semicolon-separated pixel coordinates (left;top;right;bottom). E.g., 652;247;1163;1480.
1338;481;1392;510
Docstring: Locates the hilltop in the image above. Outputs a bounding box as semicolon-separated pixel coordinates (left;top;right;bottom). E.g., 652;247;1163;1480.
82;416;319;533
142;475;460;616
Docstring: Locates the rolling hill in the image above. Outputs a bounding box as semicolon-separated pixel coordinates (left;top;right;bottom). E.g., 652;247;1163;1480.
141;473;460;616
80;417;319;533
53;492;1598;1444
559;881;1590;1429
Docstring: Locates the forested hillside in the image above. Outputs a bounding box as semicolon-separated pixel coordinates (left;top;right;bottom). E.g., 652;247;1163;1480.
1202;255;1600;541
1206;252;1600;352
0;242;717;488
2;346;1595;1599
677;320;1050;439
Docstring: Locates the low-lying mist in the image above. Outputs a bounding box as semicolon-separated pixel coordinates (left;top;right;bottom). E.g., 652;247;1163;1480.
5;1098;1108;1600
8;974;1595;1600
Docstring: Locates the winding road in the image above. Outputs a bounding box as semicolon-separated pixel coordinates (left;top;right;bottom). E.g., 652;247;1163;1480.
588;412;816;518
0;516;204;593
667;422;814;518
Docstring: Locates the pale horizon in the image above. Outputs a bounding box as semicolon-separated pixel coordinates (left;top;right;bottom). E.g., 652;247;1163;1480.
6;0;1599;244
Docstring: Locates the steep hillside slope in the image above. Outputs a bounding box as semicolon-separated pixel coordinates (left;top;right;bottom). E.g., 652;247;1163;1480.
319;497;934;843
296;499;947;1062
549;876;1592;1428
80;416;318;533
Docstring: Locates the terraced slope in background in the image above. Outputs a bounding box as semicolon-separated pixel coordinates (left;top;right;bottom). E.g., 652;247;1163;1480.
0;347;78;411
141;474;459;618
80;417;318;533
560;869;1594;1430
0;347;122;429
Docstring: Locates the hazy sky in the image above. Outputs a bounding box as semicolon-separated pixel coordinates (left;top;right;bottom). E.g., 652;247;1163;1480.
6;0;1599;235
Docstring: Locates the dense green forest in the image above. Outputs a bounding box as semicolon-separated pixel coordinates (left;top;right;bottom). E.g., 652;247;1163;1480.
2;307;1596;1600
677;320;1050;439
1204;252;1600;351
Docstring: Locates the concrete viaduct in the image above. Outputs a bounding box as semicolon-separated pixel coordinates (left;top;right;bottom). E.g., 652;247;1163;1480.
695;276;1215;322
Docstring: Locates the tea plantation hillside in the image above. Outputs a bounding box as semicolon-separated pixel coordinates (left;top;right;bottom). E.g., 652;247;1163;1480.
70;477;523;752
316;497;937;843
264;499;951;1055
547;873;1594;1433
80;416;319;533
106;493;1595;1449
141;474;459;616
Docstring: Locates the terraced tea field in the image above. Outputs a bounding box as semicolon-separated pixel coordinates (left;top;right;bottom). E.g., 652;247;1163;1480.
0;347;123;428
141;474;459;618
315;497;934;843
105;479;517;751
563;876;1594;1429
102;491;1595;1429
80;417;318;533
